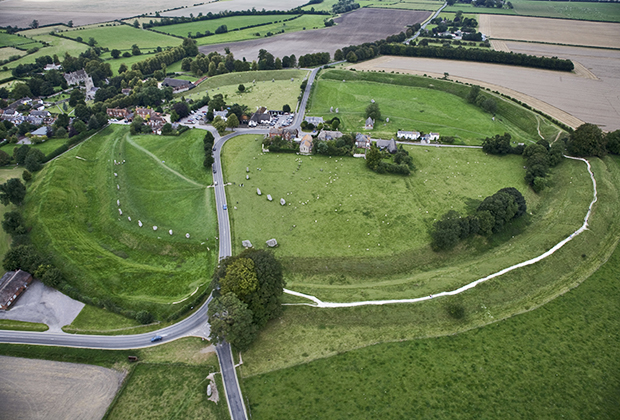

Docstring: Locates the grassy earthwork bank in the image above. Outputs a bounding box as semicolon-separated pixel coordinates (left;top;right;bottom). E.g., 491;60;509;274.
0;338;228;420
23;125;219;319
309;69;561;144
227;149;619;375
243;239;620;419
182;69;309;111
0;167;26;261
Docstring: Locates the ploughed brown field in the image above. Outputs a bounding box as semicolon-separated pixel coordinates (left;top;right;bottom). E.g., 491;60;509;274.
0;0;308;27
479;14;620;49
0;356;123;419
199;8;431;61
350;44;620;131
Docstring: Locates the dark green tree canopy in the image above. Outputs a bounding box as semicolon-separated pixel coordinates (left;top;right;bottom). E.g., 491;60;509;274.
567;123;606;158
208;293;257;351
0;178;26;206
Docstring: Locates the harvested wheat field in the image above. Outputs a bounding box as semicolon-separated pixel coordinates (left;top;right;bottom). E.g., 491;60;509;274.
0;356;124;419
199;8;431;60
350;52;620;131
479;14;620;49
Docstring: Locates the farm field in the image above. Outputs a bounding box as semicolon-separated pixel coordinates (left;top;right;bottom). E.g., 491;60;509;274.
348;54;620;131
308;71;542;144
162;0;309;20
0;356;123;420
199;8;431;60
152;14;299;38
0;338;227;420
183;69;309;111
244;239;620;419
62;24;181;51
479;14;620;49
24;125;218;318
237;154;620;375
0;31;44;49
0;47;26;61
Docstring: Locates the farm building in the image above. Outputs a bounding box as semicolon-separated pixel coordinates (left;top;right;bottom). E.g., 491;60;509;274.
355;133;371;149
317;130;343;141
161;78;194;93
365;117;374;130
269;127;298;141
0;270;33;310
397;130;420;140
300;134;313;155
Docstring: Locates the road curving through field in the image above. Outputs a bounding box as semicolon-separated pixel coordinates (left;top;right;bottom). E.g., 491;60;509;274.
283;155;598;308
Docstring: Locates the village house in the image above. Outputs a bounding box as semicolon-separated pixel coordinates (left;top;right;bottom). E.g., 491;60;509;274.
107;107;131;119
269;127;298;141
64;70;88;86
376;138;398;154
161;78;194;93
0;270;33;310
397;130;420;140
299;134;313;155
44;63;62;71
365;117;374;130
355;133;371;149
421;132;440;143
317;130;343;141
305;116;323;126
135;107;165;131
249;107;271;127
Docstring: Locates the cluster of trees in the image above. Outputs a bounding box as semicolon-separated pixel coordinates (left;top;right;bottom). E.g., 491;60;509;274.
183;50;251;77
263;135;299;153
130;38;198;76
315;132;356;156
429;13;478;35
366;144;415;175
332;0;360;14
431;187;527;251
482;132;523;155
208;249;285;351
522;140;563;192
297;52;330;68
566;123;620;158
466;85;497;114
203;131;215;168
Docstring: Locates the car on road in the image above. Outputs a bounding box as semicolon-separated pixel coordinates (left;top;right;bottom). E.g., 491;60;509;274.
212;147;216;151
150;335;163;342
213;168;217;174
223;204;227;210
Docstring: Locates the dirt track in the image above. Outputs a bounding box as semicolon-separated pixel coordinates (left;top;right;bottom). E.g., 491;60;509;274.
0;356;124;419
199;8;431;61
351;47;620;131
479;14;620;49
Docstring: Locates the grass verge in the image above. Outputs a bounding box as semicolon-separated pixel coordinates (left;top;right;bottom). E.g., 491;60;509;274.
0;319;48;332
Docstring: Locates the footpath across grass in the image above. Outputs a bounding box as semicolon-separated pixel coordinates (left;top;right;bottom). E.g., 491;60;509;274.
244;240;620;419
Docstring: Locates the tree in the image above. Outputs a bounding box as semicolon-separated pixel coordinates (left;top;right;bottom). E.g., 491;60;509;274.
208;293;258;351
172;101;190;119
334;49;344;61
72;119;87;134
69;89;84;107
41;267;62;287
0;150;10;166
0;178;26;206
118;63;128;73
243;249;285;327
365;145;382;171
346;51;358;63
14;145;30;165
220;257;258;300
24;149;45;172
68;20;73;28
467;85;480;104
606;130;620;155
203;130;215;146
135;310;154;324
132;44;141;56
87;114;99;130
567;123;606;157
87;37;97;47
111;49;121;59
133;19;140;28
130;116;144;135
161;123;173;135
365;102;381;121
481;97;497;114
477;191;518;233
238;84;245;93
430;210;462;251
2;211;25;235
22;170;32;182
30;20;39;29
204;154;214;168
226;114;239;129
212;116;227;134
275;57;282;70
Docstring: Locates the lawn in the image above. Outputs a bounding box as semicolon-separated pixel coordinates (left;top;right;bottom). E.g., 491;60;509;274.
184;69;308;111
0;338;228;420
309;69;544;144
444;0;620;22
243;239;620;419
24;125;218;318
152;14;300;38
62;24;180;51
0;137;68;157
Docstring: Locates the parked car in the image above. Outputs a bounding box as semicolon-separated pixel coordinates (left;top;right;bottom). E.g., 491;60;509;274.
150;335;163;342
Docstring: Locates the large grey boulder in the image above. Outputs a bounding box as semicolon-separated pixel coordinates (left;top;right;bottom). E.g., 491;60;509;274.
266;238;278;247
242;240;252;248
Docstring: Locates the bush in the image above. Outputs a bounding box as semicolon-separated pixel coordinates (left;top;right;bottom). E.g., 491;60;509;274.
446;303;465;319
41;267;63;288
135;310;154;324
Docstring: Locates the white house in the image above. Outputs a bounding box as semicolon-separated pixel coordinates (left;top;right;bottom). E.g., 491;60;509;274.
365;117;374;130
397;130;420;140
300;134;313;155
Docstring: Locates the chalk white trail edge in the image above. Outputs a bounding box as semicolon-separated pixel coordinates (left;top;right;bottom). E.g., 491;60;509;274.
284;156;597;308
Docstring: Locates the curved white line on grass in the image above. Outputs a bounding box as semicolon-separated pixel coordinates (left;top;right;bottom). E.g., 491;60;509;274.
284;156;597;308
171;285;202;304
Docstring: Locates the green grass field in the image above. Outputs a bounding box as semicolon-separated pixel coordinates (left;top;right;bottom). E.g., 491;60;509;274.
0;47;26;61
63;24;181;51
0;31;44;49
0;319;49;332
152;14;300;38
24;125;218;318
243;238;620;419
185;14;328;47
0;338;227;420
0;138;68;157
183;69;308;111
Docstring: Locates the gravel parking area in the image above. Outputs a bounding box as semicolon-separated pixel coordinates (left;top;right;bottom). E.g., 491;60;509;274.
0;280;84;332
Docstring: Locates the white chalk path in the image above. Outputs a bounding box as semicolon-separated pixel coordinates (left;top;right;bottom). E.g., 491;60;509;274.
284;156;597;308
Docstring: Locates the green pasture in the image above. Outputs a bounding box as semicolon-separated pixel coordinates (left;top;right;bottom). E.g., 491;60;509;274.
244;238;620;419
367;0;444;11
184;69;308;111
189;14;328;47
101;52;159;76
24;125;218;317
316;69;561;143
234;155;619;376
0;138;67;157
63;25;180;51
0;32;44;49
0;319;48;332
0;338;227;420
152;14;299;38
0;47;26;61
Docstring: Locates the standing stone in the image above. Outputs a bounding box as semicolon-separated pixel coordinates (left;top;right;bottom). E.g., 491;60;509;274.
257;188;262;195
242;240;252;248
266;238;278;247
